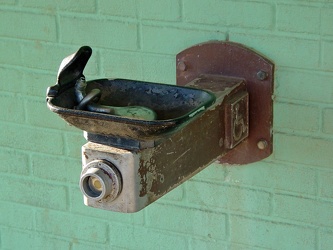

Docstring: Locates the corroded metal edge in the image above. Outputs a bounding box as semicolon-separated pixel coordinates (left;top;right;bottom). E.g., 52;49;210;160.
139;79;247;199
176;41;274;165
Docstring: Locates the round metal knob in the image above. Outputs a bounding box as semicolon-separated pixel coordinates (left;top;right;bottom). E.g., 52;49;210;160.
80;160;122;201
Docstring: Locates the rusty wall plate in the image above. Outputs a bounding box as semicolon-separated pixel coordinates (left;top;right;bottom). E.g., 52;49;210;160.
176;41;274;165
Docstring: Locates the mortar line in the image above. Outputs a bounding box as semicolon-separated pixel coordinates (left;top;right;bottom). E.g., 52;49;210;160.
22;95;28;124
318;5;323;68
135;0;142;51
95;49;103;77
272;1;277;31
32;209;37;232
187;236;192;250
315;227;320;250
94;0;99;14
225;212;231;242
104;221;111;248
143;206;148;226
28;153;33;177
179;0;184;22
319;107;324;134
225;30;230;41
315;169;321;198
55;11;61;43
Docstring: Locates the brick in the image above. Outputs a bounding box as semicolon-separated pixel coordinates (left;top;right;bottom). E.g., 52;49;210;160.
160;184;184;201
320;231;333;250
64;132;86;158
0;93;25;123
1;0;16;4
20;42;71;71
0;123;64;155
224;161;317;196
322;40;333;70
273;164;317;194
21;0;96;13
274;194;333;227
21;42;99;73
184;0;273;29
23;71;54;97
102;50;143;80
0;175;67;210
33;234;71;250
109;223;188;250
230;33;320;69
1;230;71;250
319;170;333;199
99;0;137;18
192;162;225;182
141;53;175;84
191;238;227;250
275;133;333;168
36;209;108;243
323;108;333;134
0;10;56;42
69;186;145;225
0;202;34;230
60;16;138;50
321;8;333;36
229;243;269;250
1;230;35;250
274;102;319;132
0;147;29;175
142;25;226;54
140;0;181;21
0;67;24;93
32;154;80;184
277;4;320;34
72;242;113;250
0;39;21;66
275;69;333;103
146;203;227;239
230;216;316;250
187;180;271;215
26;98;77;131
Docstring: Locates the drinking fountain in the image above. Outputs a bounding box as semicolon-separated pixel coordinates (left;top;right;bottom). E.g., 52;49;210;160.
46;41;274;213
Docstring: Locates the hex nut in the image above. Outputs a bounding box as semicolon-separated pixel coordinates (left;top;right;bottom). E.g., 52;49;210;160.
257;70;268;81
177;61;187;71
80;160;122;201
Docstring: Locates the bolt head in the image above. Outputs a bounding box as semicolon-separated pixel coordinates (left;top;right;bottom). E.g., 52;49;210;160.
257;140;268;150
257;70;268;81
177;61;187;72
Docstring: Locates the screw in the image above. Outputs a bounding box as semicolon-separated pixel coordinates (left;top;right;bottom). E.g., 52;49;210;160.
257;140;268;150
257;70;268;81
177;61;187;72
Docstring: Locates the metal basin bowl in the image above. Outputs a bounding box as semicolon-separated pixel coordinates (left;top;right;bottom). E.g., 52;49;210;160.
47;79;215;140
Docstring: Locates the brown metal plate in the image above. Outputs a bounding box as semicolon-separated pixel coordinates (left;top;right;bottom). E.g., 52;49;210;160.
176;41;274;165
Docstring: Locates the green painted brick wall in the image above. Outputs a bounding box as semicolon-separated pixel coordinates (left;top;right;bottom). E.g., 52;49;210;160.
0;0;332;249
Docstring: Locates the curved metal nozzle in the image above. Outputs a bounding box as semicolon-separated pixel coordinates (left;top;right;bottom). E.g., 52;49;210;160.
46;47;92;98
57;46;92;87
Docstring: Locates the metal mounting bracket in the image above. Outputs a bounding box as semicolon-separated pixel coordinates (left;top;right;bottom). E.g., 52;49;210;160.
176;41;274;165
